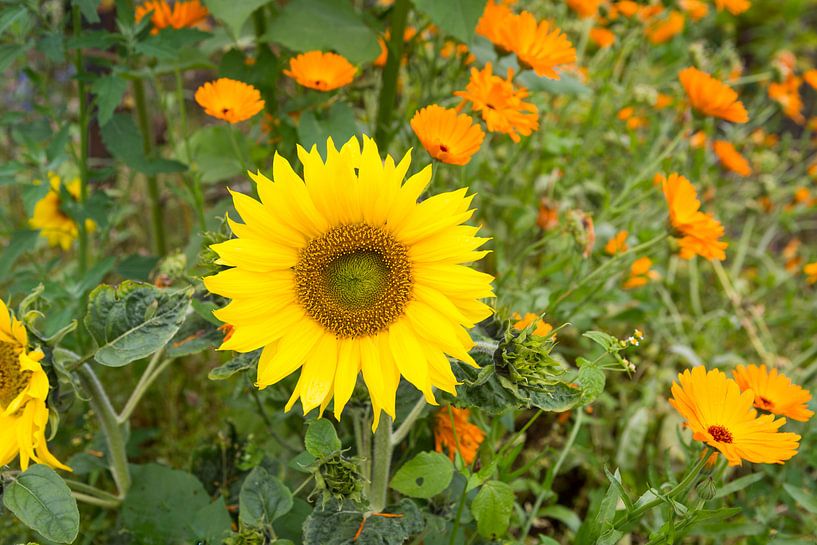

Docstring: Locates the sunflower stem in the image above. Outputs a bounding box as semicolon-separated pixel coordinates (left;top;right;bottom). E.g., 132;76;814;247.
374;0;410;149
369;415;393;513
117;351;173;424
132;77;167;255
77;364;131;496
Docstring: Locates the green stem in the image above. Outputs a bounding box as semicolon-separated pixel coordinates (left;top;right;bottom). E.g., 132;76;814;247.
175;69;205;232
132;78;166;255
77;365;131;496
472;339;499;355
374;0;410;148
72;6;90;275
117;351;172;424
369;415;393;513
71;492;121;509
228;124;248;174
391;395;426;446
65;479;122;509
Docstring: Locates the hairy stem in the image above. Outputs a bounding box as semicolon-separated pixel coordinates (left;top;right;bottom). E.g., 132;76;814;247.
369;415;393;513
374;0;410;148
132;78;166;255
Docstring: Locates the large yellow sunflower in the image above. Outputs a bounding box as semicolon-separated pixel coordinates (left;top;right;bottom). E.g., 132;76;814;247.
0;298;70;471
204;136;495;429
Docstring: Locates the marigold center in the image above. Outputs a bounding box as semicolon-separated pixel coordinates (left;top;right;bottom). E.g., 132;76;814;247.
708;424;734;443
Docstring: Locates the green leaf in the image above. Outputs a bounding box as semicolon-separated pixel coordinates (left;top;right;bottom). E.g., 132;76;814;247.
191;497;233;543
84;281;192;367
265;0;380;64
390;452;454;499
714;472;764;498
0;229;38;277
3;465;79;544
208;349;260;380
576;358;606;403
471;480;514;538
100;113;187;175
615;407;649;471
413;0;485;43
239;466;294;528
72;0;101;23
582;331;621;352
121;464;213;544
91;75;127;127
135;28;210;60
0;43;30;72
297;103;358;157
302;499;424;545
204;0;272;38
783;483;817;514
188;124;247;183
304;419;342;458
165;311;222;358
0;5;30;36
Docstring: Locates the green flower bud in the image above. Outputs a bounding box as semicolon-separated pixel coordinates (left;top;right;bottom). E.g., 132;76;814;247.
696;477;717;500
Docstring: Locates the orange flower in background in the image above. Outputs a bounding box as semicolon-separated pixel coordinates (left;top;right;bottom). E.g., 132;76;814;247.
499;12;576;79
715;0;751;15
655;93;674;109
441;41;475;64
614;0;640;17
476;0;514;48
590;27;616;48
782;238;801;272
660;172;727;261
623;257;659;289
792;187;813;206
688;130;708;149
605;230;629;255
733;364;814;422
679;67;748;123
637;5;665;21
434;407;485;464
135;0;208;34
804;69;817;90
618;107;647;129
194;78;264;124
410;105;485;166
455;63;539;142
679;0;709;20
537;197;560;230
669;367;800;466
513;312;554;337
284;51;356;92
646;11;685;44
566;0;602;18
374;27;417;67
804;262;817;284
713;140;752;176
768;75;804;124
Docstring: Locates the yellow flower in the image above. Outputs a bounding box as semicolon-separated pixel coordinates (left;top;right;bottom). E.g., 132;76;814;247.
512;312;553;337
0;299;70;471
203;136;494;429
194;78;265;124
29;174;95;250
623;257;659;289
434;407;485;464
455;63;539;142
713;140;752;176
678;67;749;123
669;367;800;466
659;172;727;261
284;51;356;92
605;230;629;255
733;364;814;422
498;12;576;79
410;105;485;166
135;0;208;34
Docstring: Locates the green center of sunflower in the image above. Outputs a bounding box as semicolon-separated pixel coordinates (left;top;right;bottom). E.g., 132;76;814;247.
0;340;30;409
708;425;733;444
295;223;412;338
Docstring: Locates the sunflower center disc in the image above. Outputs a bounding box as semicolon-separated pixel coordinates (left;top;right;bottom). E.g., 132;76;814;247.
708;424;733;444
295;223;412;338
0;341;29;409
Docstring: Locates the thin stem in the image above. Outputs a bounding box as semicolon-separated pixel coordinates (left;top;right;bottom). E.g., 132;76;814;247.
292;474;314;496
71;492;121;509
449;482;468;545
175;69;205;231
72;6;89;275
472;339;499;355
391;396;426;446
117;351;171;424
369;415;393;513
132;78;166;255
374;0;410;148
496;409;544;461
65;479;122;504
77;365;131;495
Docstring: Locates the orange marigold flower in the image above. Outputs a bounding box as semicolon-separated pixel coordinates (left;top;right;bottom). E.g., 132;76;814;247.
714;0;751;15
284;51;356;92
733;364;814;422
434;407;485;464
623;257;659;289
566;0;603;19
655;93;674;109
536;197;559;230
605;230;629;255
659;172;727;261
637;5;665;21
679;67;749;123
793;186;812;206
476;0;515;48
498;12;576;79
804;262;817;284
589;27;616;48
614;0;640;16
135;0;208;34
374;27;417;67
804;69;817;90
669;367;800;466
194;78;264;124
512;312;554;337
688;130;708;149
646;11;685;44
455;63;539;142
410;105;485;166
768;75;804;124
679;0;709;20
713;140;752;176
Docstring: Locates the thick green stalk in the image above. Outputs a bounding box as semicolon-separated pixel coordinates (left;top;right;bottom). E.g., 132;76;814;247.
72;6;90;274
374;0;410;148
369;415;393;513
174;70;205;231
77;365;131;496
132;78;167;255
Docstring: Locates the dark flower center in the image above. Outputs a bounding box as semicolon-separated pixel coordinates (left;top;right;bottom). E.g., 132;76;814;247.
708;425;733;444
0;341;30;409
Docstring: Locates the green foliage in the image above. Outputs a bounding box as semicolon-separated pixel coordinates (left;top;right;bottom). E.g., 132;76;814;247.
304;419;342;458
471;480;515;539
100;114;187;175
302;499;424;545
390;451;454;499
2;465;79;544
413;0;485;43
239;466;294;529
204;0;272;39
208;349;260;380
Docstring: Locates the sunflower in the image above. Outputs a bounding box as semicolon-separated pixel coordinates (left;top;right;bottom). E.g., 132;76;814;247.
455;63;539;143
410;105;485;166
0;299;70;471
135;0;209;34
498;12;576;79
733;365;814;422
476;0;514;49
605;230;629;255
203;136;494;429
645;11;685;44
434;407;485;464
669;367;800;466
659;172;727;261
623;257;659;289
512;312;554;337
284;51;356;92
714;0;751;15
194;78;264;124
713;140;752;176
589;27;616;49
29;173;95;250
678;67;749;123
566;0;602;18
